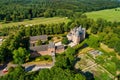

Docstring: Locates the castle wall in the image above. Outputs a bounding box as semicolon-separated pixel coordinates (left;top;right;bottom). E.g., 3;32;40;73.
30;50;52;57
38;51;52;55
48;48;55;53
72;35;80;44
30;41;37;47
56;48;65;53
67;35;72;41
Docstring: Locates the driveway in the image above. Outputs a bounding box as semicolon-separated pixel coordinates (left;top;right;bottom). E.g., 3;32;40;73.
0;54;55;76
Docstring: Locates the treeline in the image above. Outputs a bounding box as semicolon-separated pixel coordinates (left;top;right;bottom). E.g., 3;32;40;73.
0;0;119;22
0;22;71;36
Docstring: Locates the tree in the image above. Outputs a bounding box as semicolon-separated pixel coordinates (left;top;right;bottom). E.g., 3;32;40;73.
36;40;42;46
86;35;100;48
115;41;120;55
62;37;69;45
75;74;86;80
44;9;53;18
0;47;5;62
13;47;30;64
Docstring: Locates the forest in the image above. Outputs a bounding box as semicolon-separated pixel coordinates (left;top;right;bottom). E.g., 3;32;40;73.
0;0;120;22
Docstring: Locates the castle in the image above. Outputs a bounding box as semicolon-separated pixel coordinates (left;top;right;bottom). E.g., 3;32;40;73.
30;35;64;57
30;26;85;57
67;26;86;44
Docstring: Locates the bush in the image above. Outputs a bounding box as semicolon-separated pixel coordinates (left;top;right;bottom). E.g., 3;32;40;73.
62;37;69;45
35;55;52;62
8;67;14;73
86;35;100;48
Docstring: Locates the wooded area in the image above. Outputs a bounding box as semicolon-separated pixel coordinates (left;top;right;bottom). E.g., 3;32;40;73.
0;0;119;22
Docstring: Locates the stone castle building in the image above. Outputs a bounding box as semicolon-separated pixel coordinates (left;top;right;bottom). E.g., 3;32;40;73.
30;26;85;57
67;26;86;44
30;35;64;57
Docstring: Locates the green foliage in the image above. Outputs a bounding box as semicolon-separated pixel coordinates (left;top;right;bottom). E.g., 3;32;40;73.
13;47;30;64
74;40;86;50
55;47;76;69
86;35;100;48
62;37;69;45
95;51;118;75
36;40;42;46
114;41;120;55
66;47;76;56
103;62;117;75
35;55;52;62
0;66;25;80
75;74;86;80
8;67;14;73
0;0;119;22
86;8;120;22
99;73;112;80
34;67;86;80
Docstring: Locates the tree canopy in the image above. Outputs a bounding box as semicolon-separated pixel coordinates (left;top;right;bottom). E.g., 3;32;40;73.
13;47;30;64
0;0;119;22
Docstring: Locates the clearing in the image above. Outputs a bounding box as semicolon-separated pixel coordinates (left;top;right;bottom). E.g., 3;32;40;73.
85;8;120;22
0;17;70;27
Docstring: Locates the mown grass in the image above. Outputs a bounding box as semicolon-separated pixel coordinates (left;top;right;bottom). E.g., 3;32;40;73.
85;8;120;22
0;17;70;27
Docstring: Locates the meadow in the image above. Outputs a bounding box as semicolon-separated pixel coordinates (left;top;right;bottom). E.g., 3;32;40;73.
0;17;70;27
85;8;120;22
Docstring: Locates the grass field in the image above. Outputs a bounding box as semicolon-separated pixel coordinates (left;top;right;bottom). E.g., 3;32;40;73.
85;8;120;22
0;17;70;27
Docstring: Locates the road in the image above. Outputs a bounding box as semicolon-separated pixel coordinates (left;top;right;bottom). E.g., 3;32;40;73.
0;53;56;76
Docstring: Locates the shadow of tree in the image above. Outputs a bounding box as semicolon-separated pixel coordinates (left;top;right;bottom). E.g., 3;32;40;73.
25;65;36;72
74;69;95;80
84;71;95;80
73;57;81;68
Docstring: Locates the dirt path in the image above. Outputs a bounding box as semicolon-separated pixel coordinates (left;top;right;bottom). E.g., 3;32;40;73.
82;63;97;72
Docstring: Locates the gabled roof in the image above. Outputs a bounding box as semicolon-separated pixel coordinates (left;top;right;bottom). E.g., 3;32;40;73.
30;45;48;52
30;35;48;41
48;42;55;48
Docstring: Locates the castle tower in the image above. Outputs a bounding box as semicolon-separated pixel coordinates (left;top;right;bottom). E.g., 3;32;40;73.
67;25;86;45
82;28;86;39
73;30;80;44
48;42;55;54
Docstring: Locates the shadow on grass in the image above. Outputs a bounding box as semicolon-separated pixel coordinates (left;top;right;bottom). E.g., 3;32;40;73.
75;69;95;80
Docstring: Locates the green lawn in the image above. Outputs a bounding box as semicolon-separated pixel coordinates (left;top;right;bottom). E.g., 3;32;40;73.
85;8;120;22
0;17;70;27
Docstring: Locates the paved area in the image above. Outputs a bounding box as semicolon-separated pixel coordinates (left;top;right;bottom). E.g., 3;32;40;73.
0;55;55;76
